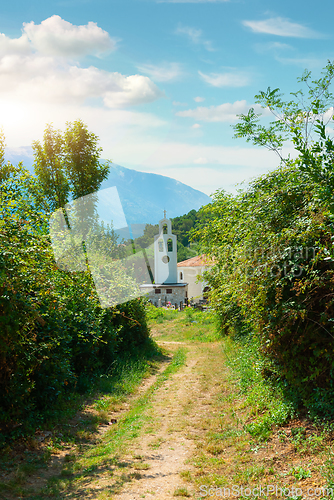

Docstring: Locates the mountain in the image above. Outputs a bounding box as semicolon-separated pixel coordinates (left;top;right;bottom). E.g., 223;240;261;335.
99;164;211;226
6;147;211;227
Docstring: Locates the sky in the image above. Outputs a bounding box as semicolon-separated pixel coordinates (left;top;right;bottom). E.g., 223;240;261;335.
1;0;333;196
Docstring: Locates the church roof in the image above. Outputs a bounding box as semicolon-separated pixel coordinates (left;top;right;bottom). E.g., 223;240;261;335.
177;255;212;267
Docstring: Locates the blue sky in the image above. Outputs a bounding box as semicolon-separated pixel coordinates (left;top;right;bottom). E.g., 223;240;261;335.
1;0;333;195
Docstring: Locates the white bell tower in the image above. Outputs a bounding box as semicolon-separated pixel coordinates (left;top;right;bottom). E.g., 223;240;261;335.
154;211;177;284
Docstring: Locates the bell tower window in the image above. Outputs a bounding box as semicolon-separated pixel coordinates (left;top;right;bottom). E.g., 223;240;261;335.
167;238;173;252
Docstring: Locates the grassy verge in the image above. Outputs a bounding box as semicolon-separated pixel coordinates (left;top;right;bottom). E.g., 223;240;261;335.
148;304;221;343
40;347;187;499
3;306;334;499
222;334;297;441
181;328;334;498
0;339;162;498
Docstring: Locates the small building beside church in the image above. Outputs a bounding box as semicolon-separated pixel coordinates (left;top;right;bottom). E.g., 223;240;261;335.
177;255;211;302
140;212;188;307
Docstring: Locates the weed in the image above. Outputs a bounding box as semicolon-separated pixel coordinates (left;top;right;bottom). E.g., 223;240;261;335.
179;470;192;481
82;464;98;475
134;463;150;470
278;430;287;443
173;486;191;497
206;442;225;455
290;466;311;480
321;448;334;489
233;464;266;482
149;437;165;449
223;335;295;441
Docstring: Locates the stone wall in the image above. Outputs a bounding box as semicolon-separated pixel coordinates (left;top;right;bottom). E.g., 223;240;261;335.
146;285;188;307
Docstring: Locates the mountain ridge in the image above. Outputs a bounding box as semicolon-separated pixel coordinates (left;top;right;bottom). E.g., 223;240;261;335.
5;148;211;226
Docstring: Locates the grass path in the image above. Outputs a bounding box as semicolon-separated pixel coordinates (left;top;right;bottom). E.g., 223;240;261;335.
1;309;334;499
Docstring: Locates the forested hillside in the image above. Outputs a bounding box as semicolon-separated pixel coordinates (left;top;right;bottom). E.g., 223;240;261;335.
128;208;203;263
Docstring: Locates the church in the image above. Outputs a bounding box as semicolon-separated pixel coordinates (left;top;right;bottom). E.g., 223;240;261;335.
139;212;188;307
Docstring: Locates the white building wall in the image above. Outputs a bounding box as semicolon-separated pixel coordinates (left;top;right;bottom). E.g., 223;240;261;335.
177;265;206;299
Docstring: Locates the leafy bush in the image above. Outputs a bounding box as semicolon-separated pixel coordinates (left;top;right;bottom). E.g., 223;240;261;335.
0;165;150;442
196;165;334;416
195;63;334;418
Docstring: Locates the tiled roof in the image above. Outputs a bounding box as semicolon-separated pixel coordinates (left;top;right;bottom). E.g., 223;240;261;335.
177;255;212;267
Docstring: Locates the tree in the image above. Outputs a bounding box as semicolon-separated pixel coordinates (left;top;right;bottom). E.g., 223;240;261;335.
0;129;19;186
33;120;110;211
233;60;334;210
32;124;69;211
63;119;110;201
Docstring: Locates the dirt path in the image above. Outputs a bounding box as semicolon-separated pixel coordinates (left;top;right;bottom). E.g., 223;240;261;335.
110;338;226;500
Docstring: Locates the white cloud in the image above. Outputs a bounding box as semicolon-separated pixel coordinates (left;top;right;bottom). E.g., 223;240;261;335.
176;101;267;123
175;25;214;51
0;16;169;174
194;96;205;102
0;54;164;108
1;97;168;156
242;17;323;38
122;141;286;194
0;17;164;109
199;70;250;87
137;62;183;82
275;56;331;69
176;25;201;43
192;123;201;129
0;33;30;56
157;166;251;195
254;41;293;53
23;15;116;57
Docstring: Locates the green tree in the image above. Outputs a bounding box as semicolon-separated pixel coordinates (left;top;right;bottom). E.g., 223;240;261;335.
63;119;110;200
0;129;18;185
33;120;110;211
233;59;334;210
0;138;151;440
32;124;69;211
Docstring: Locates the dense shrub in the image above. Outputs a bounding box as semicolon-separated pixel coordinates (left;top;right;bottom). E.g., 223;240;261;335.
0;165;150;439
195;63;334;418
195;165;334;417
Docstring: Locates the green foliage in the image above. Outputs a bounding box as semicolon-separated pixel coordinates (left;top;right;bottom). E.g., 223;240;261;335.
223;334;295;441
63;119;110;200
32;124;69;211
233;60;334;161
196;61;334;418
145;302;178;323
0;134;150;445
290;466;311;480
0;130;18;185
124;208;202;263
33;120;110;211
